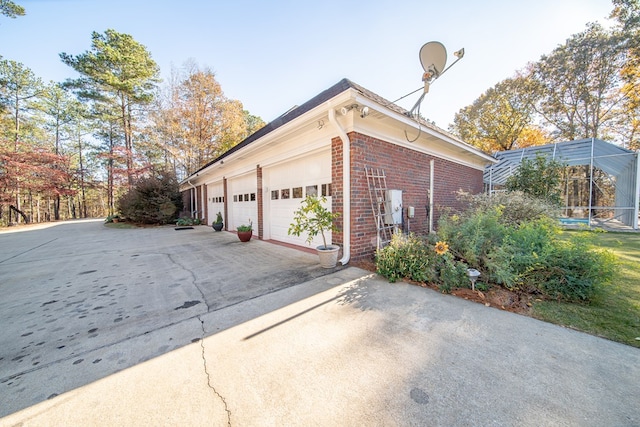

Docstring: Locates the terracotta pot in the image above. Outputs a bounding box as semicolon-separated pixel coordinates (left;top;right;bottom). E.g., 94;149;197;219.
237;230;252;242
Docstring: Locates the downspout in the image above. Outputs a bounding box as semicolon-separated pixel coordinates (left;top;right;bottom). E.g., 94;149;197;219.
429;159;435;233
186;179;198;218
328;108;350;265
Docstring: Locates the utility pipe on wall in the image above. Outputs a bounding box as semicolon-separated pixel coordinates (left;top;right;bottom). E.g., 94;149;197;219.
328;107;350;265
429;159;434;233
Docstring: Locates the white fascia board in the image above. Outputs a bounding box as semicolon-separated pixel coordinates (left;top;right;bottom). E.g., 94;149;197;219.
188;93;353;186
351;92;497;165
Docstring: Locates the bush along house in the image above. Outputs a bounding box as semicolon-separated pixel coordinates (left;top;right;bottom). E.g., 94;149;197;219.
180;78;496;263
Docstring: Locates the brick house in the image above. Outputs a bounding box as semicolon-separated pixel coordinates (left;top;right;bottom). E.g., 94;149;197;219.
180;79;495;263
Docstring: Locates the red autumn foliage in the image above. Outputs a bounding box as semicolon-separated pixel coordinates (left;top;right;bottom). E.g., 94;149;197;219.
0;143;76;203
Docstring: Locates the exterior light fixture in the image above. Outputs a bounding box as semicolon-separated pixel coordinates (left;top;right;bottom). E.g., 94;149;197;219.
467;268;481;291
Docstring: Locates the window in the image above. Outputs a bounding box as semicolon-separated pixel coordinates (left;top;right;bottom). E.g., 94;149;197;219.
244;194;249;202
306;185;318;197
281;188;290;199
292;187;303;198
250;193;256;201
322;183;332;197
233;195;238;202
271;190;279;200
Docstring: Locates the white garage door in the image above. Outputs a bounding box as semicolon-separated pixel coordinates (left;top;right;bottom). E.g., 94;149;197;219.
228;172;257;230
266;151;332;247
206;181;225;226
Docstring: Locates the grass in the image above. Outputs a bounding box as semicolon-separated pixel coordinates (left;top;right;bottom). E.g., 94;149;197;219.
104;221;136;229
532;230;640;348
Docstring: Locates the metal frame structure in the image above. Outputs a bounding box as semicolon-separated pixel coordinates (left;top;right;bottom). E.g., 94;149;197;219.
484;138;639;229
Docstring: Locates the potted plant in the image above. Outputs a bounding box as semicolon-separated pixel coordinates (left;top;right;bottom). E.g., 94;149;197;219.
288;195;340;268
212;212;224;231
106;214;120;223
236;220;253;242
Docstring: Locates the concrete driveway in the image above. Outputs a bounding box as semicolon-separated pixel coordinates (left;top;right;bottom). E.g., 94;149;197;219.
0;220;340;418
1;220;639;426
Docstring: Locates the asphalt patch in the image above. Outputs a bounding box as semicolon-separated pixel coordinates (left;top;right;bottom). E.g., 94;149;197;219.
174;300;201;310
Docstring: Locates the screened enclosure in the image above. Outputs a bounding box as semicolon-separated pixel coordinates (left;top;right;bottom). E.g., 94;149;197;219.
484;138;639;229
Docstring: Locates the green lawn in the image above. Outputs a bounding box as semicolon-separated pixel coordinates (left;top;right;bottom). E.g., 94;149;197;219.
104;221;137;229
532;230;640;348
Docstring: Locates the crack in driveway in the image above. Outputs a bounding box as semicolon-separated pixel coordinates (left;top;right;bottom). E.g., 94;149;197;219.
198;316;231;426
165;252;211;312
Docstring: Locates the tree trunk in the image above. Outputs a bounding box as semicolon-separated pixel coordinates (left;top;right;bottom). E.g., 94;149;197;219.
9;205;28;223
78;135;87;218
121;95;134;188
108;123;115;215
54;195;60;220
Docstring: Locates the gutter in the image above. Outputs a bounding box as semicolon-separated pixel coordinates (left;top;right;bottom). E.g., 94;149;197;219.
328;107;350;265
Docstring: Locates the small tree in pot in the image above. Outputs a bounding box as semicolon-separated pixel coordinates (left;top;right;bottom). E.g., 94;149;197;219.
288;195;341;268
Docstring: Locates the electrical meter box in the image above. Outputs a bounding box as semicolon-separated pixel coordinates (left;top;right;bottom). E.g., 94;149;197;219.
384;190;403;225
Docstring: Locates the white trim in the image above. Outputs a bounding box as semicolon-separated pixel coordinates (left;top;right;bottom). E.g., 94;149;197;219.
351;91;496;164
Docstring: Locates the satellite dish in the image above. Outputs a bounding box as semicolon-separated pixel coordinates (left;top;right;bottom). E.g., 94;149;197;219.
419;41;447;80
404;41;465;142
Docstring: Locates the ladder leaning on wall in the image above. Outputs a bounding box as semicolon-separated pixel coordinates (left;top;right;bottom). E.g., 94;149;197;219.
365;166;396;249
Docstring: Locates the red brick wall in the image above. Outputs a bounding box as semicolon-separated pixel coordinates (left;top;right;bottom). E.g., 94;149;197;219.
331;136;345;249
334;131;483;262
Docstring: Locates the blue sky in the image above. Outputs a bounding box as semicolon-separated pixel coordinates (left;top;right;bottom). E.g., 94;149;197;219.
1;0;614;128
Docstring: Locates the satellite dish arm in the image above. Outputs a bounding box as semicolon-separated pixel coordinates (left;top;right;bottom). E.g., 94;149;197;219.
438;48;465;78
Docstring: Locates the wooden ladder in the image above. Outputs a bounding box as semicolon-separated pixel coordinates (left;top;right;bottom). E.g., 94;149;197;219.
365;166;396;249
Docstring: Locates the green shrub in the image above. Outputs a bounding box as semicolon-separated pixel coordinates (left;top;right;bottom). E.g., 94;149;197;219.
432;252;469;293
457;190;561;226
176;217;201;226
376;233;430;283
437;207;506;269
375;233;468;292
441;207;616;301
490;218;559;290
505;153;564;206
377;191;616;302
527;233;616;301
117;171;183;224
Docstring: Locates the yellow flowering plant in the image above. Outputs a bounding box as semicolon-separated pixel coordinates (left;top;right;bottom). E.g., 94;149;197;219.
434;241;449;255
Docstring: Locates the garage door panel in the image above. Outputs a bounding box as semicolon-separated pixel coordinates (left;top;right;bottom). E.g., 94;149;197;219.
228;174;257;230
207;182;225;226
266;151;332;247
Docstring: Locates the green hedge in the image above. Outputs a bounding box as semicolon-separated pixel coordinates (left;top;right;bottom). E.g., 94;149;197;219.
376;193;616;302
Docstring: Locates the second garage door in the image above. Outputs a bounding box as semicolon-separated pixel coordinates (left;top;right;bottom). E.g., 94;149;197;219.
227;172;258;230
